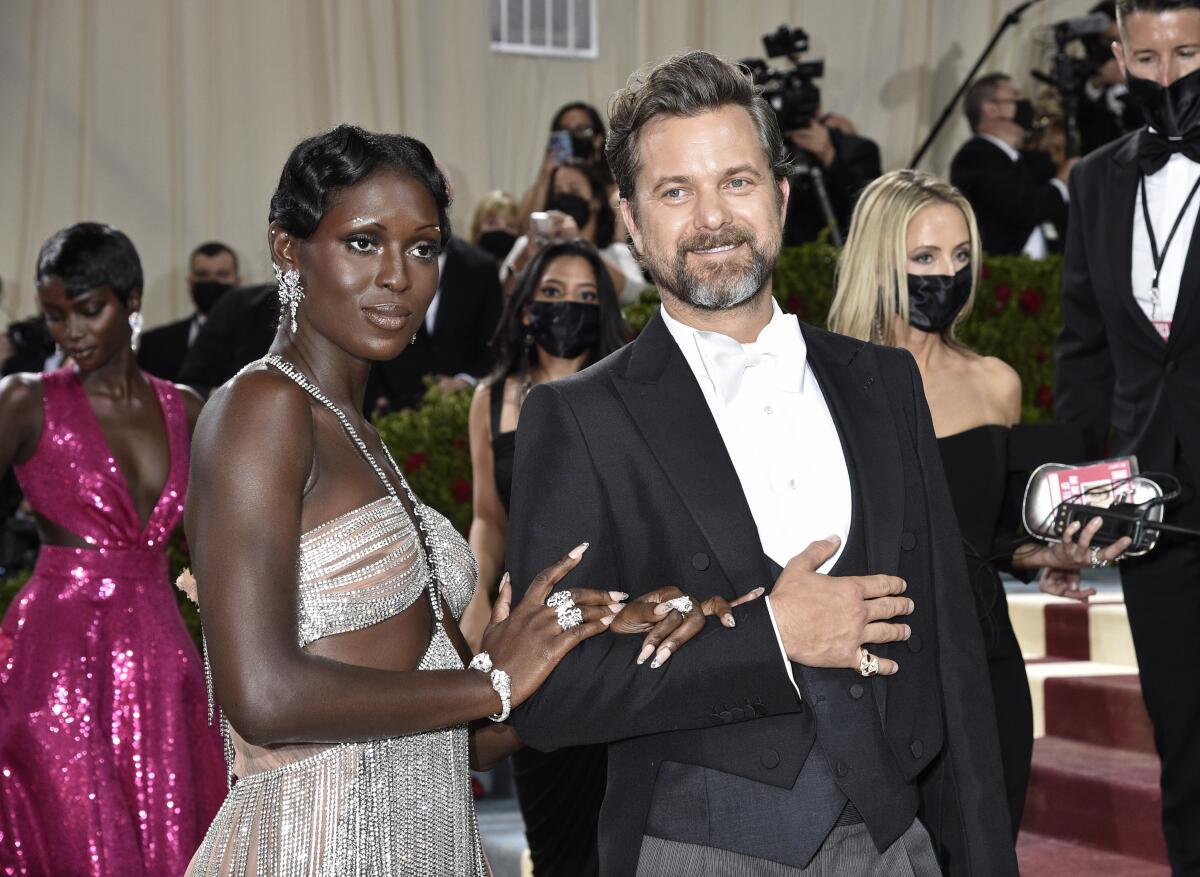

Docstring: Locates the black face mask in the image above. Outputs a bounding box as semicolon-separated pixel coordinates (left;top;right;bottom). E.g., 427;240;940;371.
1013;98;1035;131
904;266;973;333
546;193;592;231
526;300;601;359
478;230;517;263
1126;66;1200;139
191;280;234;314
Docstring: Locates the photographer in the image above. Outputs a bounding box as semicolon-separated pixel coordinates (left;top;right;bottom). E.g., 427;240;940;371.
784;109;882;245
518;102;613;230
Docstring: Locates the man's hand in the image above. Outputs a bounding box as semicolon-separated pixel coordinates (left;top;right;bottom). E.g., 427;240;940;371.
790;121;836;167
768;536;913;675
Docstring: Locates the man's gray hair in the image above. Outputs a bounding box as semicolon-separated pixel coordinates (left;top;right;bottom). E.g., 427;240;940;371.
605;51;793;207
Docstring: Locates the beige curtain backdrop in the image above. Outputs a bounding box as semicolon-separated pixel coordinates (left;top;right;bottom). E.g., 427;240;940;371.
0;0;1098;328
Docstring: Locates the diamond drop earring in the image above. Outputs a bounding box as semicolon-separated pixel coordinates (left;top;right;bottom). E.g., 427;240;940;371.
128;311;144;352
273;264;305;334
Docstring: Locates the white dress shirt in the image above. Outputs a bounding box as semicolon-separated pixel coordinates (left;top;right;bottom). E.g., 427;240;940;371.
978;134;1069;260
660;301;853;694
1131;150;1200;341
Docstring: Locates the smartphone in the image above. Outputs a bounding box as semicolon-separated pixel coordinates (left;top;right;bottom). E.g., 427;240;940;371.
548;130;573;164
529;211;553;243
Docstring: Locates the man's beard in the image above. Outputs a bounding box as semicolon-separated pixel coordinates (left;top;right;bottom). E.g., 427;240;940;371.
641;224;780;311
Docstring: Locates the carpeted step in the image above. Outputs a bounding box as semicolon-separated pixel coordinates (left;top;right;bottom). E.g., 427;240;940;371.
1008;593;1135;667
1016;830;1168;876
1024;736;1167;864
1043;674;1156;755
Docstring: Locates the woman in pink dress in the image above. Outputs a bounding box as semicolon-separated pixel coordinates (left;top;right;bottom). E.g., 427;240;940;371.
0;223;225;875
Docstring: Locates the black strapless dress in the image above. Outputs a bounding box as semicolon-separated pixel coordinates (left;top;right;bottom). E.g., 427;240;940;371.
937;425;1034;838
490;381;607;877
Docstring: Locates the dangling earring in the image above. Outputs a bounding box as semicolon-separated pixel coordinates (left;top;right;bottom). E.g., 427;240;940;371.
128;311;144;353
273;263;305;334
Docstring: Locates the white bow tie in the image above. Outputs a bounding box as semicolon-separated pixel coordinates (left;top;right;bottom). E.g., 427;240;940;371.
694;328;801;404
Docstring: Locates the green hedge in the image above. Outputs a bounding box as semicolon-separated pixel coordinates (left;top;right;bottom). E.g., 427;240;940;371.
626;242;1062;424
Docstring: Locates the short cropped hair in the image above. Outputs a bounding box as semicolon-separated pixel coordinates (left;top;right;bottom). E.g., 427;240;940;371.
964;73;1012;132
190;240;239;273
605;51;792;207
36;222;143;305
1117;0;1200;18
269;124;451;246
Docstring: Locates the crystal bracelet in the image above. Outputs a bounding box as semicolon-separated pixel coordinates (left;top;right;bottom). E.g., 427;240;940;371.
468;651;512;722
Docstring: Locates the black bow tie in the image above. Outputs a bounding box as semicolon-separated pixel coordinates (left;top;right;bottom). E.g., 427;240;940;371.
1138;129;1200;175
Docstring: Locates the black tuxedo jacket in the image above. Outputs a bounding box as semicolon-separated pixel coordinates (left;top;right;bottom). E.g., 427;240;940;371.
370;236;501;409
177;285;278;395
1056;129;1200;475
507;310;1015;876
137;316;193;382
950;136;1068;256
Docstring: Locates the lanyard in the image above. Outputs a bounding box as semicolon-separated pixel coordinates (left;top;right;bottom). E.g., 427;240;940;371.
1139;170;1200;319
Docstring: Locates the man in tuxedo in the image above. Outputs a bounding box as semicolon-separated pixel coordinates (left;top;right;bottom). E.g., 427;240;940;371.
368;235;501;410
783;112;882;245
950;73;1073;257
177;282;277;395
138;241;240;381
1056;2;1200;870
507;51;1014;876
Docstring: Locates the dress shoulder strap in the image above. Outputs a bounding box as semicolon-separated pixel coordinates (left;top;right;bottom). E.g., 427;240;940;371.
489;378;505;438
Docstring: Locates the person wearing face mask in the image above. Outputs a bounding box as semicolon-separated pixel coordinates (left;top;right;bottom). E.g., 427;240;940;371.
518;102;614;230
470;190;522;265
501;160;647;304
1057;2;1200;869
950;73;1075;257
830;170;1132;840
137;241;240;382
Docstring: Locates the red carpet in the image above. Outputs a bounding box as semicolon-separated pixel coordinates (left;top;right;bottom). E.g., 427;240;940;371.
1011;594;1169;875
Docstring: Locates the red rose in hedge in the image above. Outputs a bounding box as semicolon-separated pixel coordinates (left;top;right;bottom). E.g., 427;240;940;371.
994;284;1012;306
403;452;429;472
451;477;472;504
1018;288;1044;315
981;264;992;280
1035;384;1054;409
1033;345;1048;364
451;438;466;450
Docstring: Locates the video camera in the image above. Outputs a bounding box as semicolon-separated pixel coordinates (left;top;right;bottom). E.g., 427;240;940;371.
740;25;825;134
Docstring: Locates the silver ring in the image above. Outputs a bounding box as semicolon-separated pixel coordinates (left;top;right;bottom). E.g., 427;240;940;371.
1090;545;1109;569
547;591;576;611
556;607;583;631
664;596;694;614
859;648;880;678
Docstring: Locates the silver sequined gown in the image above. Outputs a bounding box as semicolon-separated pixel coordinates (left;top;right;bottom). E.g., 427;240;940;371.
187;363;486;877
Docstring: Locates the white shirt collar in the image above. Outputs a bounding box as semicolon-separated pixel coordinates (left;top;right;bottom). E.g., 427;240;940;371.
979;133;1020;163
660;297;808;398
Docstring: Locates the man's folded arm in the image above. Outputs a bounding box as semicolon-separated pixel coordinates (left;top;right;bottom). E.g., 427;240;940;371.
505;382;804;750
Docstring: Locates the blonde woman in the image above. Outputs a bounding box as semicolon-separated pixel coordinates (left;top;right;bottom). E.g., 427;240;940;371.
829;169;1131;837
469;190;521;264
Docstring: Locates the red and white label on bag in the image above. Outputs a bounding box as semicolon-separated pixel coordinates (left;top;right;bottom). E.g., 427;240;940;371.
1048;457;1138;508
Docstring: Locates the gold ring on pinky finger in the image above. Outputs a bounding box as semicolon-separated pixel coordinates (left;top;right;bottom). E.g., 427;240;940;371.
858;648;880;678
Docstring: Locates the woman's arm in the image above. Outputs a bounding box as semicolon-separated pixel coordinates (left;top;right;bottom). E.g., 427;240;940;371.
190;369;612;747
462;384;508;651
0;374;42;477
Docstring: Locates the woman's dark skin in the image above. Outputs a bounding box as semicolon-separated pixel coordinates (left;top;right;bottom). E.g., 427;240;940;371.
185;169;619;769
0;282;204;543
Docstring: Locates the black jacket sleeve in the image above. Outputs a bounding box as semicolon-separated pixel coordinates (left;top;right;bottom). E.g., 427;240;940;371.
951;140;1068;232
1054;166;1114;458
505;382;804;750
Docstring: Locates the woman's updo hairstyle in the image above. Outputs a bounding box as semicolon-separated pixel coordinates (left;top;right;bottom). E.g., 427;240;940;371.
269;124;452;246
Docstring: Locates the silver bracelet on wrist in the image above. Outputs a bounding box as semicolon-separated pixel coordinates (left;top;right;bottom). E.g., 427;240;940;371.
469;651;512;722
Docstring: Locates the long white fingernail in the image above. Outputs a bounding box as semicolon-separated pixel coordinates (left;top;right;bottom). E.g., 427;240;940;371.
650;646;671;669
636;643;654;665
602;615;614;626
501;572;510;588
608;603;624;613
569;542;589;559
724;613;735;627
609;591;628;601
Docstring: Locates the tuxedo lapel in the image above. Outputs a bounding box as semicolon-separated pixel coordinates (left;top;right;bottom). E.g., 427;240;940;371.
431;240;463;341
802;326;904;576
1111;132;1170;346
613;310;771;593
1167;174;1200;350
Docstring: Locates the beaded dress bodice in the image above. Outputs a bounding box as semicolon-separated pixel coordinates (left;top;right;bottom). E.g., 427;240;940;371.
186;357;484;877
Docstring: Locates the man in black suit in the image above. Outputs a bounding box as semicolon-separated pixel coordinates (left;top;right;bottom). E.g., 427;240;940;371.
783;113;882;245
138;241;240;381
506;51;1014;876
1056;2;1200;871
177;282;277;395
950;73;1073;257
368;234;502;410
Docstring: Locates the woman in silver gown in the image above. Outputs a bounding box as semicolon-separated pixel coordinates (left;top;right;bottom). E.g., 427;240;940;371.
182;126;630;876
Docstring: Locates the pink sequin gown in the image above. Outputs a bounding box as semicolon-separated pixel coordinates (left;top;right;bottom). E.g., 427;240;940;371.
0;368;225;876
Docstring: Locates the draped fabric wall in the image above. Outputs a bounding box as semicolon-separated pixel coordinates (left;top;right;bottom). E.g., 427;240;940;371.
1;0;1095;328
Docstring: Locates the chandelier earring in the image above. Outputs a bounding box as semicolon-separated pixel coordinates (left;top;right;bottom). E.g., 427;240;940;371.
273;263;305;334
128;310;144;353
